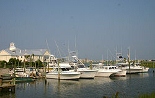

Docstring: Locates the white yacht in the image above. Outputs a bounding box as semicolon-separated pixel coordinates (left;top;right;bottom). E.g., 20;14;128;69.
71;56;97;79
75;64;97;79
95;65;122;77
112;67;126;77
141;67;149;73
118;63;149;74
123;65;142;74
46;63;81;80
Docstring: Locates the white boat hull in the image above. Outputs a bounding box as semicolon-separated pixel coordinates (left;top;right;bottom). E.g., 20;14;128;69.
141;67;149;73
113;70;127;77
46;72;80;80
76;68;97;78
78;70;97;79
121;66;143;74
119;65;149;74
126;69;142;74
95;66;121;77
95;72;114;77
95;69;116;77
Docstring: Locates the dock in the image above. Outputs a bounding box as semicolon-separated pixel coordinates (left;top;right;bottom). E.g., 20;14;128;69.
0;68;15;92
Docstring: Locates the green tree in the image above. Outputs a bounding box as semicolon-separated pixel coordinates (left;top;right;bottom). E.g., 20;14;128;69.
8;58;17;68
0;60;7;68
35;59;43;68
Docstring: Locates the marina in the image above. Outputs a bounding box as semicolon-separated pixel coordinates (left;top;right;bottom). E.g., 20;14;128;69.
0;43;153;98
0;42;153;98
1;0;155;97
0;69;155;98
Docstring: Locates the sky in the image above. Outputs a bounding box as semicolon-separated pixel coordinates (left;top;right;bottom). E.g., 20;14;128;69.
0;0;155;60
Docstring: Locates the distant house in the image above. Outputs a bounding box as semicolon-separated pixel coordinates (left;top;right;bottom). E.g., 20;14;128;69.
0;42;51;62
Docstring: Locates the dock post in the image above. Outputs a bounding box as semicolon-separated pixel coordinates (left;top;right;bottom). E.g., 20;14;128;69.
0;77;2;87
0;77;2;92
0;77;2;84
58;60;60;80
90;61;92;70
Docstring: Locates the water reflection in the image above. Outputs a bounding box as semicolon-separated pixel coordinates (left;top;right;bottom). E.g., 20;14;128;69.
0;92;16;98
45;77;122;98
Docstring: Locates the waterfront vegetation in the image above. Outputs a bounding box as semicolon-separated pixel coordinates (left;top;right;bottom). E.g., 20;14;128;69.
138;91;155;98
0;58;155;68
140;61;155;68
104;91;155;98
0;58;44;68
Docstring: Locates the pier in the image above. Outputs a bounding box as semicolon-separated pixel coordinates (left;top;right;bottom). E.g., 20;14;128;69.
0;68;15;92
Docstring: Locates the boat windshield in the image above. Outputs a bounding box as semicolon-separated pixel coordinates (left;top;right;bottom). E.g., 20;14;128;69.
61;68;70;71
109;67;117;69
78;65;85;68
54;68;70;72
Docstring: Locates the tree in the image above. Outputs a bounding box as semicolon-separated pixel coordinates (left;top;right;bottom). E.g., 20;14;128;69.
8;58;17;67
0;60;7;68
35;59;43;68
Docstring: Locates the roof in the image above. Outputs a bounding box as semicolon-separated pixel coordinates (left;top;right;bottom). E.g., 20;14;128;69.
23;49;48;55
5;48;23;56
3;48;49;56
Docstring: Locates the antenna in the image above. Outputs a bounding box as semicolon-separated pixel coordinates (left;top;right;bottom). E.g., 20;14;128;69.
135;50;136;61
127;47;130;61
55;41;62;58
46;40;51;54
68;40;70;61
74;35;78;57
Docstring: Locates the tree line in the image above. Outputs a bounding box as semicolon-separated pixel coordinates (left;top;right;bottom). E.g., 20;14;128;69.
0;58;45;68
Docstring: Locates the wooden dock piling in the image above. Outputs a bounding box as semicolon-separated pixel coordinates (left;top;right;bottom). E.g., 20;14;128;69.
0;68;15;93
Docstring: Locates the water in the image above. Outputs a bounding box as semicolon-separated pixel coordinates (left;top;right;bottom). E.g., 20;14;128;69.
1;69;155;98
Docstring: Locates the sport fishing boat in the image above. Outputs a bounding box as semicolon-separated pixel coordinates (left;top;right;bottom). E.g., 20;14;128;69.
75;64;97;79
46;63;81;80
70;56;97;79
111;66;126;77
117;63;149;74
95;65;122;77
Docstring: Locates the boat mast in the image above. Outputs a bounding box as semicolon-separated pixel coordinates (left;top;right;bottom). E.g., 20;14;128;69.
115;46;117;65
107;49;108;66
46;39;51;54
128;47;131;73
67;40;70;61
46;40;50;72
74;35;78;58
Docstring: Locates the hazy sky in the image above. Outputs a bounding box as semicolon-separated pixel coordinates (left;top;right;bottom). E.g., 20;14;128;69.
0;0;155;60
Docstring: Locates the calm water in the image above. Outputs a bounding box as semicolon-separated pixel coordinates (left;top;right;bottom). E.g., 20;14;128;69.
1;69;155;98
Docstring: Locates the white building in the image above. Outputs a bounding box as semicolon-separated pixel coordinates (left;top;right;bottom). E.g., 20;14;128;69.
0;42;51;62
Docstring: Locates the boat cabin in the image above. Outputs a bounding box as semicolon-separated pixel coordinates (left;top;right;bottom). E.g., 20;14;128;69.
53;67;71;72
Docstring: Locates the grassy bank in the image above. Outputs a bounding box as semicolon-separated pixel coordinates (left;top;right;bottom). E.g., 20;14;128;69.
140;61;155;68
138;91;155;98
